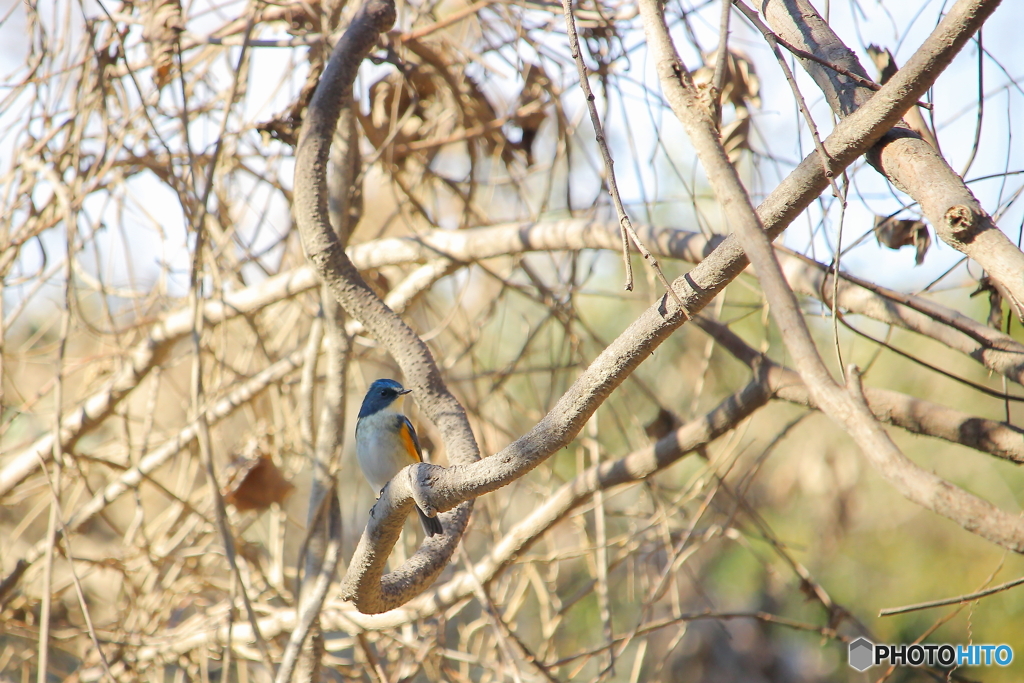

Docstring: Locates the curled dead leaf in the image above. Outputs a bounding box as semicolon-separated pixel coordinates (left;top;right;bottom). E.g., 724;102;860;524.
690;49;761;114
142;0;184;89
866;45;937;148
873;215;931;265
972;275;1024;326
644;408;681;442
720;116;752;165
222;438;294;512
515;62;552;165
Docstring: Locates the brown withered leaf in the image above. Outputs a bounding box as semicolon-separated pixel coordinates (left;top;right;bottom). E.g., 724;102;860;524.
866;45;937;148
361;269;391;299
222;439;294;512
971;276;1006;330
972;275;1024;327
359;37;518;166
515;62;551;165
873;215;931;265
645;408;682;442
357;43;450;166
142;0;184;89
690;49;761;115
691;50;759;161
865;44;899;83
720;115;751;165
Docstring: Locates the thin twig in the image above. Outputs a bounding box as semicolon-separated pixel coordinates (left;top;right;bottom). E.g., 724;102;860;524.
558;0;689;316
880;574;1024;616
357;633;392;683
710;0;732;124
275;491;344;683
546;610;842;667
735;3;934;110
733;0;842;197
456;546;560;683
830;174;849;379
185;5;273;666
33;454;115;682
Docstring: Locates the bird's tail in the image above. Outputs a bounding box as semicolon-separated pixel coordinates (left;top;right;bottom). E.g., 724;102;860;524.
417;507;443;537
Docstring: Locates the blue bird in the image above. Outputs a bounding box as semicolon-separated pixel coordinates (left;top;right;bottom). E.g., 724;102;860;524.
355;379;443;537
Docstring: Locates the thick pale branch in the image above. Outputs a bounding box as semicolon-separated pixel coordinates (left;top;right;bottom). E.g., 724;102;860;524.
759;0;1024;312
698;319;1024;463
641;0;1024;553
130;373;771;657
292;0;477;614
8;220;1019;500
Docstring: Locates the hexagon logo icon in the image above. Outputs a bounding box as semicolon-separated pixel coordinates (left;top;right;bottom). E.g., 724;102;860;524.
849;638;874;671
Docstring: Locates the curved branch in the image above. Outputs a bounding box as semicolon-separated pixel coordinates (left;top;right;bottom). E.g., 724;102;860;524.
8;220;1020;502
292;0;478;614
130;371;772;659
641;0;1024;553
758;0;1024;313
302;0;1024;611
698;318;1024;463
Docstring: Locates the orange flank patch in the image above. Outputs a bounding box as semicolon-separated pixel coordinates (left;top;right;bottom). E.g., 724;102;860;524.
400;421;422;463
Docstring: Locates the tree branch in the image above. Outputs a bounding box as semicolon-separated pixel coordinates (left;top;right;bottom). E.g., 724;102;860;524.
292;0;478;614
129;371;772;658
697;318;1024;463
9;220;1019;505
758;0;1024;315
640;0;1024;553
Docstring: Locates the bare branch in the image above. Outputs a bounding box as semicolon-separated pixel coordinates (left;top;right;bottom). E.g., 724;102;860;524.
759;0;1024;315
698;318;1024;463
293;0;479;614
131;371;772;655
639;0;1024;553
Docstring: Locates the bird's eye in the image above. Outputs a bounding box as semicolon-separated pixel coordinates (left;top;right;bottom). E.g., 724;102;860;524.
380;389;388;396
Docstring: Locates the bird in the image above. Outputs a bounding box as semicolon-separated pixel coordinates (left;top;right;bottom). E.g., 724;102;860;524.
355;378;444;537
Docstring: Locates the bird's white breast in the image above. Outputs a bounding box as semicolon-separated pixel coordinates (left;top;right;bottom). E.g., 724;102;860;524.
355;409;415;493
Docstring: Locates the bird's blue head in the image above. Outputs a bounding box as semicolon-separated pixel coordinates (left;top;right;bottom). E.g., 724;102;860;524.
358;378;411;418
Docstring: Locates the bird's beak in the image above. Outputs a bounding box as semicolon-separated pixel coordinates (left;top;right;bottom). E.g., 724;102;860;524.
399;388;412;395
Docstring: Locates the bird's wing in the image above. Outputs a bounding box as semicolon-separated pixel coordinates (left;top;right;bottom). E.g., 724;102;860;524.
398;414;424;463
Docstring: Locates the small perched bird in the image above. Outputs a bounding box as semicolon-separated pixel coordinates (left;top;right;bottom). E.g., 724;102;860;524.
355;378;443;537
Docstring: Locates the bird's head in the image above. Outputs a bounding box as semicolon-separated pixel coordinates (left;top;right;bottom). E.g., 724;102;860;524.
358;378;411;417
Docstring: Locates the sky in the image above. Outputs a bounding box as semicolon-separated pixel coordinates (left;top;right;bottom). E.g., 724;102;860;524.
1;0;1023;321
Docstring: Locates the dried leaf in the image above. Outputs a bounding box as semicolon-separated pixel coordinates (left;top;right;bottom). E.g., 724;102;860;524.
866;44;937;148
873;215;931;265
515;62;551;164
720;115;751;164
359;37;519;166
865;44;899;83
691;49;761;115
971;276;1006;330
362;269;391;299
222;441;295;512
644;408;681;442
972;275;1024;327
142;0;184;89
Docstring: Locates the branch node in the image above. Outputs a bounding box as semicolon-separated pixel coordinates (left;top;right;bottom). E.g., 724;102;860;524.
944;204;978;242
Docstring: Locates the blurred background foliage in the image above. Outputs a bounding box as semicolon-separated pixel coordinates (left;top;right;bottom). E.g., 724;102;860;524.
2;0;1024;681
